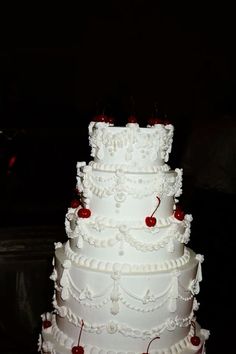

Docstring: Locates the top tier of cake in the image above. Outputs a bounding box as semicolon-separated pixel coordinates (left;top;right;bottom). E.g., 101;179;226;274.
89;121;174;170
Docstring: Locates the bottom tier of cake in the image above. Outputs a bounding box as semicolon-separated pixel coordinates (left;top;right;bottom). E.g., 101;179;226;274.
40;315;209;354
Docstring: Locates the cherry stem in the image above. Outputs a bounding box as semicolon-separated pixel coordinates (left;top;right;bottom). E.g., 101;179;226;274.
191;320;196;335
150;196;161;217
146;336;160;353
78;320;84;346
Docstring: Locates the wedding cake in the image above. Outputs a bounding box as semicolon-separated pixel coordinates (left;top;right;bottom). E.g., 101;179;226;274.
39;115;209;354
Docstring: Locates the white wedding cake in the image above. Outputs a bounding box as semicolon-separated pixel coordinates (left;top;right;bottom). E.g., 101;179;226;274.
39;115;209;354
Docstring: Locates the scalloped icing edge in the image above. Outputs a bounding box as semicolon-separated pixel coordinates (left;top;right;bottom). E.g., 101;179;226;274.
41;315;209;354
89;161;171;173
62;242;192;274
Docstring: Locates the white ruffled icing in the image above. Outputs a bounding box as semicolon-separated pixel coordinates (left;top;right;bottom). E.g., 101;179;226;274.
63;241;191;274
41;315;209;354
66;214;192;254
88;122;174;167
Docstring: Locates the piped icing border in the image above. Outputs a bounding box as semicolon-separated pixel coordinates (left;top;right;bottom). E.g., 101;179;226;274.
62;241;191;274
66;214;192;254
66;213;184;237
89;161;171;173
53;298;194;338
76;165;182;200
88;121;174;164
41;314;207;354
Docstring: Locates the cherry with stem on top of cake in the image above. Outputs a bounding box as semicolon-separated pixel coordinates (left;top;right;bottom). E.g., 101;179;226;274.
42;313;52;329
145;196;161;227
78;207;91;218
142;335;160;354
71;320;85;354
127;115;138;124
94;114;108;122
190;321;201;347
174;205;185;221
106;116;115;124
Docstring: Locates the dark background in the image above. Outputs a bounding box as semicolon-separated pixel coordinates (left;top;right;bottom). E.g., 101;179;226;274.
0;1;235;353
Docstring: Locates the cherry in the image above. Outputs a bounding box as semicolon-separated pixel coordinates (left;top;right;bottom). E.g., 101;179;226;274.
106;116;115;124
94;114;107;122
42;313;51;329
145;216;157;227
191;335;201;346
190;320;201;347
174;207;185;221
142;336;160;354
148;118;163;126
127;115;138;123
71;199;80;208
145;196;161;227
78;208;91;218
42;319;52;329
71;347;84;354
71;320;84;354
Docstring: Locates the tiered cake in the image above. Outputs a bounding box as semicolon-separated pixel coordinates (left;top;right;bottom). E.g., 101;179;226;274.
39;116;209;354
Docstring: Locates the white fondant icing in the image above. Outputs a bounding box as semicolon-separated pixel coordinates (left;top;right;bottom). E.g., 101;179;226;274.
40;120;208;354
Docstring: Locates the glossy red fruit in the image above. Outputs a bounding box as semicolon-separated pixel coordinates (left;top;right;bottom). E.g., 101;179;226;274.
190;335;201;346
128;115;137;123
174;207;185;221
71;346;84;354
94;114;107;122
78;208;91;218
145;216;157;227
42;320;52;329
106;116;115;124
148;118;163;125
71;199;80;208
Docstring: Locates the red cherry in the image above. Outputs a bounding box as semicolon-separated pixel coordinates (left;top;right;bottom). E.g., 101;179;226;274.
71;346;84;354
163;119;171;125
145;216;157;227
128;115;137;123
145;196;161;227
94;114;107;122
106;116;115;124
191;335;201;346
174;207;185;221
71;199;80;208
72;320;84;354
148;118;163;125
42;320;52;329
78;208;91;218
